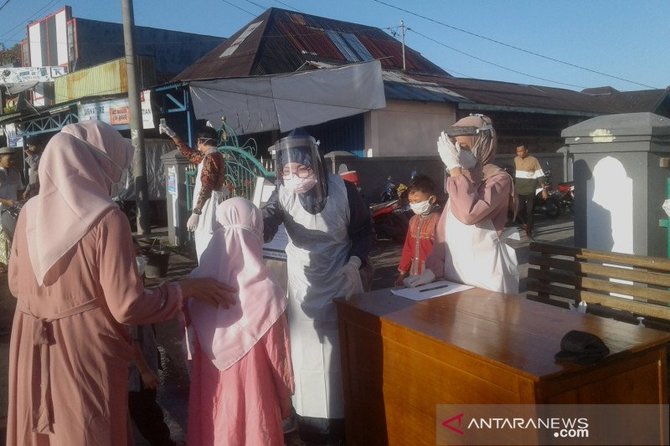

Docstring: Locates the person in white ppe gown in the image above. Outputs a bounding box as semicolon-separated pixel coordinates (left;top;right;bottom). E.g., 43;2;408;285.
262;129;373;444
405;114;519;294
159;123;226;262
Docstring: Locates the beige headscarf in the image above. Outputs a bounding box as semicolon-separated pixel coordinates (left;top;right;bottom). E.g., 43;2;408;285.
447;114;502;184
448;114;516;218
25;121;134;286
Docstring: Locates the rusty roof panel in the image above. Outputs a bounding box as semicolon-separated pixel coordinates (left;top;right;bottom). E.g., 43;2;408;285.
173;7;449;81
171;7;668;118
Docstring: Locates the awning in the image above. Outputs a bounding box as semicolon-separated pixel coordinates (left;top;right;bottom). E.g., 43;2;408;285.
189;60;386;135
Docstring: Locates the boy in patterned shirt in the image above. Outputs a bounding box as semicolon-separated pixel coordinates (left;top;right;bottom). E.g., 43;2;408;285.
395;174;441;286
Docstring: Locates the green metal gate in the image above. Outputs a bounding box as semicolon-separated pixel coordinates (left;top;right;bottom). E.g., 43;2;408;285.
184;123;275;211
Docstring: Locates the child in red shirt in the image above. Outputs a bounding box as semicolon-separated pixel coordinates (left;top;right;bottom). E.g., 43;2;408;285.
395;174;441;286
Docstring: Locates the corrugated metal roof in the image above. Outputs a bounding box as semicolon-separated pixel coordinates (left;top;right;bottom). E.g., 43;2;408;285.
54;57;156;103
171;7;669;119
173;7;448;81
382;71;467;103
405;75;669;116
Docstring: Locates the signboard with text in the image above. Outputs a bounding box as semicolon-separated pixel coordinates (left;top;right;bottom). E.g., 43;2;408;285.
77;90;154;129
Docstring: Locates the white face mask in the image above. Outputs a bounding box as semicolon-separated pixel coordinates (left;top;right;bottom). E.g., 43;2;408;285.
410;199;432;215
283;175;317;194
459;150;478;170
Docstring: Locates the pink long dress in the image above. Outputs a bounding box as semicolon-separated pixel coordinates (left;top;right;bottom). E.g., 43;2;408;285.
186;197;294;446
187;318;293;446
6;208;184;446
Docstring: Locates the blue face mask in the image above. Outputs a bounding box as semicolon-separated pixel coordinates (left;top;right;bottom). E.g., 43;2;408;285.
459;149;478;169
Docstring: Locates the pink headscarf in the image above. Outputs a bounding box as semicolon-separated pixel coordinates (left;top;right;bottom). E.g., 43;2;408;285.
25;121;134;286
188;197;287;371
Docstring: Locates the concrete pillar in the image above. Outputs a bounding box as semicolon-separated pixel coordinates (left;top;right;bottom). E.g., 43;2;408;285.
561;112;670;256
161;149;192;247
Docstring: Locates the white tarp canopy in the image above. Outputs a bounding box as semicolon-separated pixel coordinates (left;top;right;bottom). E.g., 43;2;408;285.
189;60;386;135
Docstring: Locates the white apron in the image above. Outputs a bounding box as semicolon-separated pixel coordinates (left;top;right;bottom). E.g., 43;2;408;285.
279;174;350;419
192;157;226;262
443;204;519;294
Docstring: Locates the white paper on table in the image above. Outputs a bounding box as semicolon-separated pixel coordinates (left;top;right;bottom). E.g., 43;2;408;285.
390;280;474;301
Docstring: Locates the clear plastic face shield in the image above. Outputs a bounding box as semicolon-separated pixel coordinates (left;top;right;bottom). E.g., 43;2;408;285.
275;133;327;213
110;167;132;200
446;114;495;168
86;145;133;200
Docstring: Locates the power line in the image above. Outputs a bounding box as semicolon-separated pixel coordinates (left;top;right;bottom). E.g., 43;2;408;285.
0;0;63;42
0;0;12;12
220;0;257;16
272;0;302;12
408;28;588;90
372;0;658;89
242;0;267;10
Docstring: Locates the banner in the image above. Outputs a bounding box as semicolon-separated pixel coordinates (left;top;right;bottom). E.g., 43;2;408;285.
77;90;155;129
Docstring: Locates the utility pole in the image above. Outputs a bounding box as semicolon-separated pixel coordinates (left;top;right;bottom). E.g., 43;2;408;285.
400;19;406;71
121;0;150;234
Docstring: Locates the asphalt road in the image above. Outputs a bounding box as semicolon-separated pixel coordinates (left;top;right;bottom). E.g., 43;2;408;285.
0;213;575;445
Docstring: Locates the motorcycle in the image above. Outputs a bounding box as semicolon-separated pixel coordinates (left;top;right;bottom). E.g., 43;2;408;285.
531;163;563;219
557;181;574;214
370;177;411;243
533;186;562;219
370;198;411;243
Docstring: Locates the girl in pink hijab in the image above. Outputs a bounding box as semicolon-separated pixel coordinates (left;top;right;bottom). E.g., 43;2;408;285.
6;121;235;446
187;197;294;446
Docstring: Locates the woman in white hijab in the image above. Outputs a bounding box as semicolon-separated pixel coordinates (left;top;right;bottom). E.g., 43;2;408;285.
6;121;235;446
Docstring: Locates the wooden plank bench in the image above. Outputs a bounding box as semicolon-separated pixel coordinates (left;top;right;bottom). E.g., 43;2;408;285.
527;241;670;330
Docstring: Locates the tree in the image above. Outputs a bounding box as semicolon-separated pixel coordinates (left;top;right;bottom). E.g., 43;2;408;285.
0;43;21;67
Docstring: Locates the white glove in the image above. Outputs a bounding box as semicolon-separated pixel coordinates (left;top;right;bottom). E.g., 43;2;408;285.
186;213;200;232
159;122;176;138
403;269;436;288
340;256;364;300
437;131;461;171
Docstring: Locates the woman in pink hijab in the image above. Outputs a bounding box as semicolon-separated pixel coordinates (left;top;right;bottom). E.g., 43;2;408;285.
187;197;294;446
6;121;235;446
407;114;519;293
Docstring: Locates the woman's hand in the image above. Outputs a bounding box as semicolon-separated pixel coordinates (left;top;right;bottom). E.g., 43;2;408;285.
179;277;237;308
437;131;462;171
140;369;159;390
403;269;435;288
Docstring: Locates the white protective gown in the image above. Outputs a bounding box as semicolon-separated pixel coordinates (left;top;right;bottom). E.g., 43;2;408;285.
191;159;226;261
279;173;350;419
443;204;519;294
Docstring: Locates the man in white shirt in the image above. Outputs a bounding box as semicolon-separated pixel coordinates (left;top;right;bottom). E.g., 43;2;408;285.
0;146;24;272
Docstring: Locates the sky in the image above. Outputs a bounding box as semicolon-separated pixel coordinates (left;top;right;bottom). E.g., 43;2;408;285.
0;0;668;92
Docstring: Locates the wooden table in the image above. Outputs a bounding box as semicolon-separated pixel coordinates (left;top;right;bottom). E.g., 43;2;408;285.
335;288;670;445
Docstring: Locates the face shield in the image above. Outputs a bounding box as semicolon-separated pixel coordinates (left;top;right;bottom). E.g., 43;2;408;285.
275;132;328;214
446;114;497;166
110;167;132;201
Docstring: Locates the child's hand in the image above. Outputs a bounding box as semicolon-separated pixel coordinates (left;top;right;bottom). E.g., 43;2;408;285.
394;272;408;287
141;369;160;390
